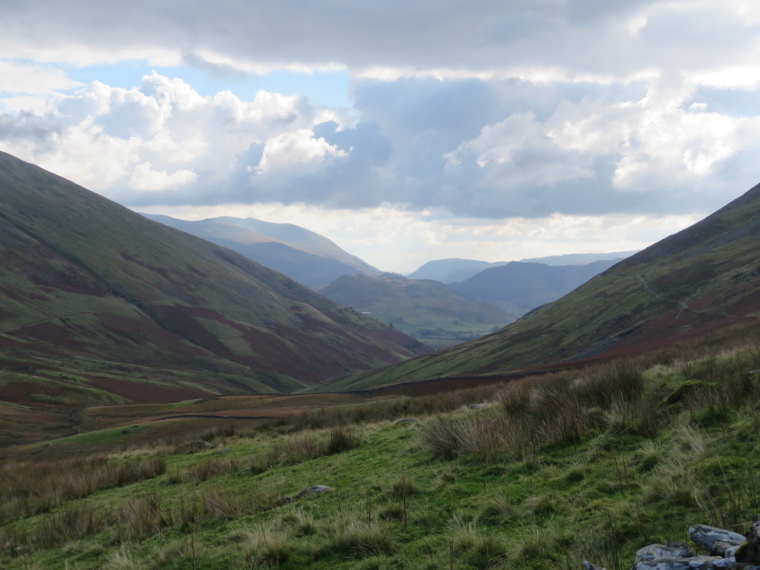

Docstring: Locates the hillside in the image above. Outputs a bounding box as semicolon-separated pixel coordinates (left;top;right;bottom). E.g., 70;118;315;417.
3;333;760;569
144;214;380;289
318;182;760;392
319;273;514;348
0;152;422;442
450;259;620;316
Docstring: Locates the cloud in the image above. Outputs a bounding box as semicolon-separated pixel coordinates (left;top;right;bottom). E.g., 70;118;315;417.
2;70;759;222
129;162;197;191
2;1;760;81
0;60;82;94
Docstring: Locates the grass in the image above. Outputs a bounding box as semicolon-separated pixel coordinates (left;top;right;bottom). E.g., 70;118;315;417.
2;334;760;568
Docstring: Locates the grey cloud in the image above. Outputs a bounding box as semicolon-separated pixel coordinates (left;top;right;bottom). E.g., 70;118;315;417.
0;112;61;148
3;1;759;78
181;51;248;78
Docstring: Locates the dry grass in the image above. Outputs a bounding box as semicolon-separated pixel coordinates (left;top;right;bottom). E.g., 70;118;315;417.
0;454;165;526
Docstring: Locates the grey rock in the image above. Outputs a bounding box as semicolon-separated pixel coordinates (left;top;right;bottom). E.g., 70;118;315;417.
689;525;745;556
735;519;760;563
635;544;694;562
583;561;606;570
295;485;333;499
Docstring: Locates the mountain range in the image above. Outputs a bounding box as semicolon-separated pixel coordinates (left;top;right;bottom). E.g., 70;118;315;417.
450;259;621;316
408;251;635;283
143;214;380;289
317;182;760;392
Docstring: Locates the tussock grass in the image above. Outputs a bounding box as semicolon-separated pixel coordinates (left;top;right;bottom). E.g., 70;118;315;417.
0;454;165;525
4;332;760;569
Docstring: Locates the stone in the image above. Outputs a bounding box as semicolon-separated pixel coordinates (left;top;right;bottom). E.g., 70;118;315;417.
689;525;745;556
735;518;760;564
634;543;694;562
295;485;333;500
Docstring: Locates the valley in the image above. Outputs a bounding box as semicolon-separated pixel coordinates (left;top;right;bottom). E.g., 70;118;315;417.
0;153;759;569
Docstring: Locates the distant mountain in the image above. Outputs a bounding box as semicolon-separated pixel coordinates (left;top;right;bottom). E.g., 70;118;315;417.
317;182;760;392
0;152;422;432
143;214;380;289
319;273;514;348
408;251;635;283
450;259;621;316
406;259;506;283
519;251;638;266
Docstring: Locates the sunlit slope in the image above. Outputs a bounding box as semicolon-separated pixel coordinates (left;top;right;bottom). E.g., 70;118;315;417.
0;152;422;403
144;214;380;289
318;182;760;391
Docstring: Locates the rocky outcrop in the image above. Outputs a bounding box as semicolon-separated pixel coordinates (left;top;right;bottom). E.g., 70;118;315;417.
584;518;760;570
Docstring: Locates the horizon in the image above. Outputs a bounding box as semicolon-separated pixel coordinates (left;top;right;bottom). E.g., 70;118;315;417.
2;1;758;272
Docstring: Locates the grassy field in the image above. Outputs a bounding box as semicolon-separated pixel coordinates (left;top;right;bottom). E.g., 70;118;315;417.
2;326;760;569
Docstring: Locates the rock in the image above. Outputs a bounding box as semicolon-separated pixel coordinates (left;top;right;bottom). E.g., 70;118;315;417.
295;485;333;499
634;543;694;562
632;555;729;569
583;561;606;570
470;403;484;409
278;496;292;505
689;525;745;556
735;518;760;563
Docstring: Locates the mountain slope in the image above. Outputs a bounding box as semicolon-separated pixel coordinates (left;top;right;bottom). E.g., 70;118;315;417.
144;214;380;289
319;273;514;348
450;259;620;316
318;183;760;391
0;152;422;414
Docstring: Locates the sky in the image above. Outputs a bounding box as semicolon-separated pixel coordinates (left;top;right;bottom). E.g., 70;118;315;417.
2;1;760;273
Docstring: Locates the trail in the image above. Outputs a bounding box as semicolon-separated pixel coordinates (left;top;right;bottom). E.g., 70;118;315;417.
637;274;689;319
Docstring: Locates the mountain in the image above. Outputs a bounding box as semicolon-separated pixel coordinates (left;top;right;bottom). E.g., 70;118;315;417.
319;273;514;348
519;251;637;266
143;214;380;289
0;152;423;420
407;251;635;283
317;182;760;392
450;259;620;316
406;259;506;283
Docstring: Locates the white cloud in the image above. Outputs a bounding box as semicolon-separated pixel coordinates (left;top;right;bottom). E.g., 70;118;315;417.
0;60;82;94
1;0;760;272
129;162;197;191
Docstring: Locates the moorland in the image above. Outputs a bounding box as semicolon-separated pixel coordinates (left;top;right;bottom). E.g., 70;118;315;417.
1;152;759;569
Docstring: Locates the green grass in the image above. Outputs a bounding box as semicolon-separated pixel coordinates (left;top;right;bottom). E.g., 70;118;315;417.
3;341;760;569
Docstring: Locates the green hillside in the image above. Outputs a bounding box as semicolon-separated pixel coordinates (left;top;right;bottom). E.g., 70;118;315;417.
144;215;380;289
319;273;515;348
2;331;760;569
0;152;422;442
317;182;760;392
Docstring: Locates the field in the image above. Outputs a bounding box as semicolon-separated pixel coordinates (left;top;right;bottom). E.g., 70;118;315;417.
2;322;760;569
